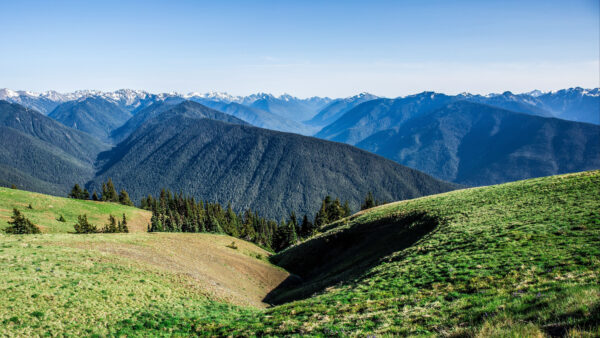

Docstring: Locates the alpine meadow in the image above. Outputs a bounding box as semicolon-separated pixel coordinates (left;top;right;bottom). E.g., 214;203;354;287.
0;0;599;336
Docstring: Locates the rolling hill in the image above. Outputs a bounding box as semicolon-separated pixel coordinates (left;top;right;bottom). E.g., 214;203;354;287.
0;186;151;233
0;101;109;195
89;114;456;219
3;171;595;335
356;101;600;186
48;97;132;143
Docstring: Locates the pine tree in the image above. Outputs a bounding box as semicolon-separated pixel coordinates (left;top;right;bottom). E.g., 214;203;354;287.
342;201;351;217
69;184;84;199
326;198;344;222
92;191;99;201
103;215;118;233
82;189;90;200
121;214;128;233
300;214;315;238
106;178;118;202
314;198;330;228
118;189;134;206
4;208;41;234
361;191;376;210
74;214;97;234
101;183;108;201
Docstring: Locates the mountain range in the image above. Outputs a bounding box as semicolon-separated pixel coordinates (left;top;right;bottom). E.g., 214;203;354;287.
0;86;598;216
356;101;600;186
0;99;456;218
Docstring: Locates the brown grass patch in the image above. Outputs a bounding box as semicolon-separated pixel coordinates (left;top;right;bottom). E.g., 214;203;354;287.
69;233;289;308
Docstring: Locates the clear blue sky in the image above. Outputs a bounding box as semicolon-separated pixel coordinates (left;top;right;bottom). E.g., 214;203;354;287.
1;0;598;97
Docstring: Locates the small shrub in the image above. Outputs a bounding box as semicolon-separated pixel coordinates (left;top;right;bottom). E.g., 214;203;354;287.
57;215;66;222
27;203;33;209
10;184;16;189
226;241;238;250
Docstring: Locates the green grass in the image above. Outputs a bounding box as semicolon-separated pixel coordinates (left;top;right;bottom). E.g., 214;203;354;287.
0;187;151;233
115;170;600;336
0;171;598;336
0;233;253;336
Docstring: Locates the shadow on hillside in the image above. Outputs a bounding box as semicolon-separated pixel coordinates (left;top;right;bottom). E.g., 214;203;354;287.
264;211;440;305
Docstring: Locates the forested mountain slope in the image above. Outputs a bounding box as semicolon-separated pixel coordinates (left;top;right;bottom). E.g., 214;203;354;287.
357;101;600;186
89;114;456;219
48;97;132;143
0;101;109;194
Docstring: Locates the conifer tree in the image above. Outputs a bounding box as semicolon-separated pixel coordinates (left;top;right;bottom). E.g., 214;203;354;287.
101;183;108;201
300;214;315;238
92;191;99;201
120;214;129;233
342;201;351;217
314;198;330;228
82;189;90;200
361;191;376;210
74;214;97;234
4;208;41;234
106;178;118;202
326;198;344;222
10;184;16;189
118;189;134;206
102;214;118;233
69;184;84;199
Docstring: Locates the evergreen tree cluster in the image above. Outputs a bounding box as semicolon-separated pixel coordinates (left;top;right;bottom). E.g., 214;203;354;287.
144;189;356;252
69;184;90;200
4;208;41;234
314;196;352;228
74;213;129;234
69;178;133;206
360;191;385;210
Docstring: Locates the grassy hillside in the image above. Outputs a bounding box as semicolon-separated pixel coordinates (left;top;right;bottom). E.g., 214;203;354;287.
0;187;151;233
0;233;285;336
256;170;600;336
1;171;598;336
110;170;598;336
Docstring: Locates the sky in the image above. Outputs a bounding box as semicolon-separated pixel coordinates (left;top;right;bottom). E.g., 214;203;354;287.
0;0;598;98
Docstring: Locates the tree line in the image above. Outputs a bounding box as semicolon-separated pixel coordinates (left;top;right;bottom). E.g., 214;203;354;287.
69;178;133;206
142;189;364;251
5;179;383;243
74;214;129;234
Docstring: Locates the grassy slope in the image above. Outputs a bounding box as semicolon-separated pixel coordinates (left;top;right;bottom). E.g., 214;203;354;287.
0;171;598;336
110;170;599;336
254;170;600;336
0;187;151;233
0;233;287;336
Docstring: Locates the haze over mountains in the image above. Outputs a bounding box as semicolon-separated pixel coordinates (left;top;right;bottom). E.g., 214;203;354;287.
0;86;598;217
